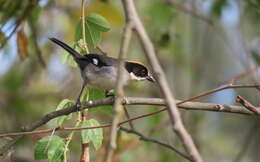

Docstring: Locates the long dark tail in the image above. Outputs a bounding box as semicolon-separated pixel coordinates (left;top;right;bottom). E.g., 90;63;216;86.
49;37;82;59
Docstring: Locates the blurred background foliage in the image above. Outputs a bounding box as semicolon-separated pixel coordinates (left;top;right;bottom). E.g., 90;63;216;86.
0;0;260;161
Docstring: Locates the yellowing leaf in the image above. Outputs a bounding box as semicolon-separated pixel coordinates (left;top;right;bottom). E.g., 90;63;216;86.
17;29;28;60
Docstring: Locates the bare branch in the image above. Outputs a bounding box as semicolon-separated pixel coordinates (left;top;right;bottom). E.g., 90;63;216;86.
0;83;258;154
122;0;203;161
123;105;135;130
120;127;192;161
0;95;258;140
178;84;260;106
221;65;260;85
236;95;260;114
104;21;133;162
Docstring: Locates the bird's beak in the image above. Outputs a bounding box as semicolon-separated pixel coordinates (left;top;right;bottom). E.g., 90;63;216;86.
146;75;156;82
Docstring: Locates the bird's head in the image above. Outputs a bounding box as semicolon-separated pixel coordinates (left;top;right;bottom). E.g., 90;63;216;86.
125;61;155;82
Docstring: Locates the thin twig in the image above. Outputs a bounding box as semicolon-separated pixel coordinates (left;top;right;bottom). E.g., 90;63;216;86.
123;105;135;130
81;0;89;53
221;65;260;85
63;115;81;162
178;85;260;106
236;95;260;114
120;127;192;161
104;20;133;162
0;97;258;139
0;125;110;138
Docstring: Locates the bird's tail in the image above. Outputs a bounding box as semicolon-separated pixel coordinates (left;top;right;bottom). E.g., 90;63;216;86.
49;37;83;59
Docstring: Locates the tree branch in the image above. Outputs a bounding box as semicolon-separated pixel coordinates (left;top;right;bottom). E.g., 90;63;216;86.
120;127;192;161
1;96;258;138
0;84;259;155
236;95;260;114
122;0;203;161
104;20;133;162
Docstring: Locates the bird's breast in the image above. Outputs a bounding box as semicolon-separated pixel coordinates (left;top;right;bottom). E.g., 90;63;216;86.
81;65;130;90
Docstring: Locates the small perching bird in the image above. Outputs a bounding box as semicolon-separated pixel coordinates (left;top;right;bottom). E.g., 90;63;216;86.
49;38;155;106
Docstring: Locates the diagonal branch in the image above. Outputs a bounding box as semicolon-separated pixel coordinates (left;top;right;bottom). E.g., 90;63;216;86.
104;21;133;162
120;127;192;161
122;0;203;161
236;95;260;114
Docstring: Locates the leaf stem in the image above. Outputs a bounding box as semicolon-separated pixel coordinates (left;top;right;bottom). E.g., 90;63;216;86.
81;0;89;54
63;112;82;162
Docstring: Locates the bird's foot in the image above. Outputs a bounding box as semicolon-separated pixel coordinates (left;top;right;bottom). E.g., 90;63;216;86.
75;99;82;111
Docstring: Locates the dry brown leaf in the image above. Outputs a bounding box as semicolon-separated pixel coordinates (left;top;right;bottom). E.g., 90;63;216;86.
17;29;28;60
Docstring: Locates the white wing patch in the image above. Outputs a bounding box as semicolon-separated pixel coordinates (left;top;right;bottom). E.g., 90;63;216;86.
92;58;99;65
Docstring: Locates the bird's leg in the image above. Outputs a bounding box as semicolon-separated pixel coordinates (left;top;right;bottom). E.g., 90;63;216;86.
105;90;115;97
76;83;86;111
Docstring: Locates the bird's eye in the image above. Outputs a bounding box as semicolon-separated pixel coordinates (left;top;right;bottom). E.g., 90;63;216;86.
92;58;99;65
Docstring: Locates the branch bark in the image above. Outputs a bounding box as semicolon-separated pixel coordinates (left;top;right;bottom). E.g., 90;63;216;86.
0;94;258;155
104;21;133;162
121;0;203;161
236;95;260;114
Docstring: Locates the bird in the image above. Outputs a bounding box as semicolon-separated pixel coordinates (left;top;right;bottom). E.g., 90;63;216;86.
49;38;155;105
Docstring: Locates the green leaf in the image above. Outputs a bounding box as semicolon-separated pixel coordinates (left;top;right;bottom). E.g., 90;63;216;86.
61;50;77;67
75;21;82;42
34;138;48;160
74;13;110;49
53;99;75;126
47;137;65;162
75;20;101;49
81;119;103;150
34;135;65;162
86;13;110;32
85;22;101;49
